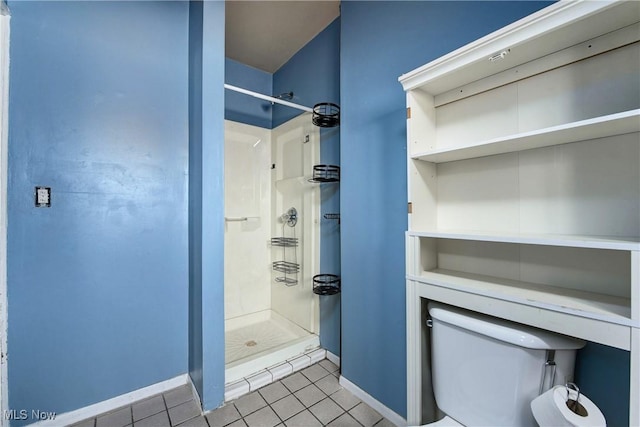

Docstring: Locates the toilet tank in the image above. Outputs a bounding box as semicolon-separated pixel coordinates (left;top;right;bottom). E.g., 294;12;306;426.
429;302;585;427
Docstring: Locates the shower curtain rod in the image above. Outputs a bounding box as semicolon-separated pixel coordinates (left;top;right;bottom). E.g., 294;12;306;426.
224;84;314;113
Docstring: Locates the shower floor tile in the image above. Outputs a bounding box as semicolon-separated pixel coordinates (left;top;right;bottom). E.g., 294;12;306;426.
225;320;302;364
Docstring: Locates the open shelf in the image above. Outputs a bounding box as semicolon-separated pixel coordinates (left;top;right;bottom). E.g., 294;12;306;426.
412;110;640;163
411;268;632;327
402;2;640;424
408;230;640;251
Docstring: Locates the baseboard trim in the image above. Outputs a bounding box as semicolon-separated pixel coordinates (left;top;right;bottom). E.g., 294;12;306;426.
339;376;406;427
29;374;189;427
326;350;340;367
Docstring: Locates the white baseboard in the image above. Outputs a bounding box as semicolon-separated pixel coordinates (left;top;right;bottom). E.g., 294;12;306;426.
326;350;340;367
29;374;189;427
339;375;406;427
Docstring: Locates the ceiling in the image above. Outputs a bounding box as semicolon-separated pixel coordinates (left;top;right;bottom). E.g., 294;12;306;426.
225;1;340;73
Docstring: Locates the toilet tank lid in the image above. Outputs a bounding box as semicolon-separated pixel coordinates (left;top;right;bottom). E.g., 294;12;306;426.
428;302;586;350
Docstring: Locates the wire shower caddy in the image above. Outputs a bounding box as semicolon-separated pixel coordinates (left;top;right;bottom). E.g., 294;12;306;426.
271;207;300;286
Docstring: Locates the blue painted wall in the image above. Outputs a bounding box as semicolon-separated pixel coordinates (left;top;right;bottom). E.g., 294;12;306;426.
188;0;226;411
272;18;340;129
575;343;630;426
225;58;272;129
339;1;553;417
7;1;189;422
273;18;341;357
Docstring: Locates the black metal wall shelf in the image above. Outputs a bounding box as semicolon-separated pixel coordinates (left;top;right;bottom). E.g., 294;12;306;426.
308;165;340;183
312;103;340;128
313;274;341;296
323;213;340;224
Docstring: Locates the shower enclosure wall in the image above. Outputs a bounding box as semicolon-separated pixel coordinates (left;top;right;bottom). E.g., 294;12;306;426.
224;112;320;384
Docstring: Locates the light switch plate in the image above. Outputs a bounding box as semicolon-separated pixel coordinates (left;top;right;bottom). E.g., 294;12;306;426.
35;186;51;207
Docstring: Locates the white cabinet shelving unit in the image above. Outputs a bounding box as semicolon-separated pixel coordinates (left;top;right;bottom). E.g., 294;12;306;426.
400;1;640;425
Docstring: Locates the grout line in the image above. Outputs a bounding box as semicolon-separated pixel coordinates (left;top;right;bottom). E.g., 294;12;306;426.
263;396;286;425
288;375;324;424
283;386;307;422
268;401;285;425
307;409;327;426
299;365;331;384
161;393;172;427
311;396;348;427
203;411;212;427
162;393;169;411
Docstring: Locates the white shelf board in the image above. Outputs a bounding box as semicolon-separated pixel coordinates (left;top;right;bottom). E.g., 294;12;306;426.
412;110;640;163
409;268;634;327
398;1;640;94
408;229;640;251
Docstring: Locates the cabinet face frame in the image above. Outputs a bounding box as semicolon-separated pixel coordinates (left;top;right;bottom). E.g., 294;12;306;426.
401;1;640;425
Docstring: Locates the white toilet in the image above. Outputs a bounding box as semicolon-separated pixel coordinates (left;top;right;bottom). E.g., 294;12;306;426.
424;302;586;427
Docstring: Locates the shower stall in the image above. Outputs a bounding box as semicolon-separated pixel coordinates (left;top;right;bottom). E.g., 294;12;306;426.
223;96;322;384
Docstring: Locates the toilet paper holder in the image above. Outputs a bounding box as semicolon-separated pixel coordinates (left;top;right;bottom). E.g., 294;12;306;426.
565;382;588;417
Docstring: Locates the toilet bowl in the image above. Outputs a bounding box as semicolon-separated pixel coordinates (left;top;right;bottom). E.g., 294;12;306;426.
421;415;462;426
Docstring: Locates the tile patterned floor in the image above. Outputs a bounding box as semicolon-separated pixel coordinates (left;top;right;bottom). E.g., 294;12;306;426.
70;359;396;427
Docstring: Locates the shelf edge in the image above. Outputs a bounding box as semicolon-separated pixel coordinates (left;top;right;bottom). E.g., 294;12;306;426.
406;230;640;251
407;272;637;328
411;109;640;163
398;1;624;92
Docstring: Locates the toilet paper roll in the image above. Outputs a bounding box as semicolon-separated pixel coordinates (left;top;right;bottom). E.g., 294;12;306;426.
531;386;606;427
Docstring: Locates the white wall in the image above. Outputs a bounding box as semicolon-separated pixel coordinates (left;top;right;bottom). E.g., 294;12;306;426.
224;115;320;336
271;113;320;334
224;120;272;320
